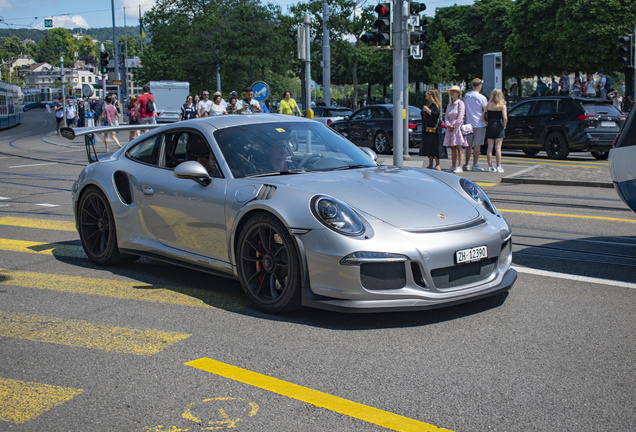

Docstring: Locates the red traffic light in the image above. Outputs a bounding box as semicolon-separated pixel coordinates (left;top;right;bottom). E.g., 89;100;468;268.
375;4;388;16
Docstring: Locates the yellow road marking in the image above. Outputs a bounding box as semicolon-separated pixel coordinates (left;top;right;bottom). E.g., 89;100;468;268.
0;377;82;424
0;311;191;356
475;182;497;187
498;158;600;168
501;156;608;165
186;358;453;432
0;217;76;232
0;238;84;258
499;208;636;223
0;268;247;311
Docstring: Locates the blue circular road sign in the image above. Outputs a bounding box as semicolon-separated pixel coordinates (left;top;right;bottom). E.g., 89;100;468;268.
251;81;270;102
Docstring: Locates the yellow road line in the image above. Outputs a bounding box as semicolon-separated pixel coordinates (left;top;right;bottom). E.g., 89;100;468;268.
0;268;247;312
501;156;608;165
498;158;600;168
499;208;636;223
475;182;497;187
0;377;82;424
0;311;191;356
0;238;85;258
0;217;76;232
186;358;453;432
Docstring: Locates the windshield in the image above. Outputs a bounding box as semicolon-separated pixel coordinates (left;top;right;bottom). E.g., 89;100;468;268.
214;121;377;178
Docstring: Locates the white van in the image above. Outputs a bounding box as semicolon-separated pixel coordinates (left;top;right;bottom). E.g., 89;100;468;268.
149;81;190;123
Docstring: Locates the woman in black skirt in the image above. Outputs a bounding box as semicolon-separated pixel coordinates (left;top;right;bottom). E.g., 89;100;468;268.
419;88;444;169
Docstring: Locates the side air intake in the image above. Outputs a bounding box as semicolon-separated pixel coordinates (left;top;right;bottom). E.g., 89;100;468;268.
256;184;276;200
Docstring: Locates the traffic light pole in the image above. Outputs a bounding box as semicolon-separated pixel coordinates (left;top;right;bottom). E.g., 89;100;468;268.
304;14;312;114
322;0;331;106
392;0;404;167
403;2;410;160
60;56;67;128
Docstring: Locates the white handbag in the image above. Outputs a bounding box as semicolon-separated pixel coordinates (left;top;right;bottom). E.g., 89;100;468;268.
460;124;474;136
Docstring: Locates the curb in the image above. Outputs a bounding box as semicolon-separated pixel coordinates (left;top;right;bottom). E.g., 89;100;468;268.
500;177;614;188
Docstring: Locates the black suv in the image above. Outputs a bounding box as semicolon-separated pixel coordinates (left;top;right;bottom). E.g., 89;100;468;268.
501;96;626;160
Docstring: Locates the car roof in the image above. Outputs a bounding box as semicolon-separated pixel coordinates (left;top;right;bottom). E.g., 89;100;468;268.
178;113;312;130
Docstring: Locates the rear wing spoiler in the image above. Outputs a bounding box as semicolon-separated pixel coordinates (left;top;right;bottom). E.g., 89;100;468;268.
60;125;163;164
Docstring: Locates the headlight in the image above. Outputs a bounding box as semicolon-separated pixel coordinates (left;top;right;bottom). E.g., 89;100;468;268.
460;178;496;214
310;195;365;236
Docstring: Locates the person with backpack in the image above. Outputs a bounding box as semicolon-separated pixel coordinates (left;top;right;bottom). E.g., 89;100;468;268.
137;85;155;132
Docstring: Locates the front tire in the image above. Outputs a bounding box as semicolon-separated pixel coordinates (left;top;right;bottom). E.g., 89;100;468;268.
544;132;569;160
523;149;540;157
373;131;391;154
78;186;133;265
237;213;302;313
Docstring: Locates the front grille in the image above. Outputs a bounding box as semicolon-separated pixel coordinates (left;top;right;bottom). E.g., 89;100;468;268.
360;262;406;290
431;257;498;289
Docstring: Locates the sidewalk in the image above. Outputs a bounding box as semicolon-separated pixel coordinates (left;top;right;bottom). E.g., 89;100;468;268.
377;153;613;189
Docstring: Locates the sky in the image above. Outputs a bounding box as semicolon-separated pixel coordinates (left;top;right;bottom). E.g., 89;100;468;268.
0;0;474;31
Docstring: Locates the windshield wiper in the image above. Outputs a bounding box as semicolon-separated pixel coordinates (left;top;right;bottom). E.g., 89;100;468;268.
329;164;373;171
244;169;308;178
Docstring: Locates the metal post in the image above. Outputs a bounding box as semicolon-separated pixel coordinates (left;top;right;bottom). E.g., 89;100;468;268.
402;2;410;159
633;25;636;105
100;44;106;102
322;0;331;106
60;56;67;128
111;0;120;102
304;13;312;115
124;8;128;103
392;0;404;166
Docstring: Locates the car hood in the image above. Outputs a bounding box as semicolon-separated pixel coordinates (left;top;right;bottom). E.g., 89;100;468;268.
267;167;480;229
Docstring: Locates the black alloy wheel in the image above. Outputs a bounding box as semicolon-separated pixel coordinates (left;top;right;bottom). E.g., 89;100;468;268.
237;213;302;313
544;132;569;160
78;186;135;265
523;150;540;157
373;131;391;154
591;151;609;160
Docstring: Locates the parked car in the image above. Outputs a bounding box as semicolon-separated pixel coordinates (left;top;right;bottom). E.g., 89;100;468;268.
329;105;423;154
61;114;515;314
499;96;626;160
311;107;353;126
609;103;636;213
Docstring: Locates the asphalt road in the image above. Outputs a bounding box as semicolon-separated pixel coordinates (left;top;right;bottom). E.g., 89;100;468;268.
1;109;635;432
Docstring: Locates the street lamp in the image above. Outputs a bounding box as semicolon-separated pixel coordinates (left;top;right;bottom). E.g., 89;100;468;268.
60;56;67;127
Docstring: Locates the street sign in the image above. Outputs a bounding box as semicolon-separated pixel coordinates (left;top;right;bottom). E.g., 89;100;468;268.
82;84;95;98
410;45;423;60
113;80;122;85
251;81;270;102
44;19;53;28
408;16;420;28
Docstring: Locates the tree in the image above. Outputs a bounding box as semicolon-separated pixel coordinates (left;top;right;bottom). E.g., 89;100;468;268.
77;35;97;65
35;28;78;66
423;32;458;87
118;35;142;58
0;36;25;58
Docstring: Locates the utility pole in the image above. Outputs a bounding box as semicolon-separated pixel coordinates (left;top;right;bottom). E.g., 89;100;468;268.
392;0;404;167
402;1;410;160
322;0;331;106
124;7;128;102
304;13;312;113
111;0;120;102
60;56;67;127
100;44;106;101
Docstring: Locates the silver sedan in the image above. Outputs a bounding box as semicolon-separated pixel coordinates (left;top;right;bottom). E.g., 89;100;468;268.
65;114;516;313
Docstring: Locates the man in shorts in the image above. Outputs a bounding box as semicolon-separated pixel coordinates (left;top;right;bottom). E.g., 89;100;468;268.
137;85;155;132
463;78;487;171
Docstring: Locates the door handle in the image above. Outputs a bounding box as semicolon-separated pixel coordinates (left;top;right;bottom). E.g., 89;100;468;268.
142;185;154;196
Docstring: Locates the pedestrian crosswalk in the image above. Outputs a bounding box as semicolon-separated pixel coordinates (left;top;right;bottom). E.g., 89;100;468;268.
0;215;247;426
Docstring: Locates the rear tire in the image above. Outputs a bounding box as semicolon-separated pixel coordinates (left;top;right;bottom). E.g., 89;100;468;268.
544;132;569;160
523;150;540;157
591;151;609;160
78;186;136;265
373;131;391;154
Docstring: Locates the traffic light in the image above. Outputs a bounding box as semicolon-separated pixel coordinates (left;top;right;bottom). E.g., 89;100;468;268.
409;1;426;15
619;35;632;66
292;26;306;60
100;52;109;74
373;3;391;47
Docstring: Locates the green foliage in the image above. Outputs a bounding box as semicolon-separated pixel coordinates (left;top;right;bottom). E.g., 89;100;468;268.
423;32;458;87
35;28;78;66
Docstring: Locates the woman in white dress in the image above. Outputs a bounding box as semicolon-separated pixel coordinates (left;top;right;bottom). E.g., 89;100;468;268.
210;94;227;116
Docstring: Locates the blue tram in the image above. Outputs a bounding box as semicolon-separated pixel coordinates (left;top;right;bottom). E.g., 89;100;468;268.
0;81;22;128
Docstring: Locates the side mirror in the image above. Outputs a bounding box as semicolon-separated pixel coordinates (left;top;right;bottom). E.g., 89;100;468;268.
360;147;377;162
174;161;211;186
344;115;351;121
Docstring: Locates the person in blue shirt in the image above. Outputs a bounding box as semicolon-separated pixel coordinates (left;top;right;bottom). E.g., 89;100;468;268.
260;101;269;113
536;79;547;96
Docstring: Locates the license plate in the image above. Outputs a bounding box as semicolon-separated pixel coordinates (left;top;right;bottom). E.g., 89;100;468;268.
601;121;616;127
456;246;488;264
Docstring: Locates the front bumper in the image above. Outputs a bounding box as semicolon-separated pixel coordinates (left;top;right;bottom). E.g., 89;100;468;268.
296;214;515;312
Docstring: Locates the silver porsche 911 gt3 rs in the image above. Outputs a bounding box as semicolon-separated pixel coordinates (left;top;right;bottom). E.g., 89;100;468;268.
64;114;516;313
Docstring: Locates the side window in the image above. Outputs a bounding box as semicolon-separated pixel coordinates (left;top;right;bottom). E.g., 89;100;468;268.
164;132;190;168
313;108;323;117
127;135;161;166
352;108;372;121
533;100;556;115
508;102;534;117
370;108;386;119
557;101;568;114
165;131;222;177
